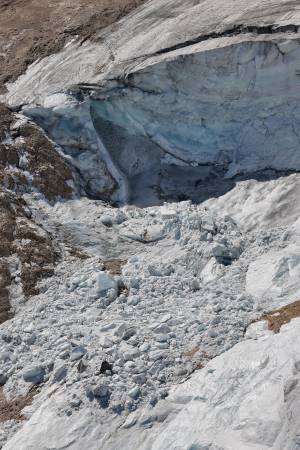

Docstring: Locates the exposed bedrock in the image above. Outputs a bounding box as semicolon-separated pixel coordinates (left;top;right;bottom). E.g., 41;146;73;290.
23;37;300;205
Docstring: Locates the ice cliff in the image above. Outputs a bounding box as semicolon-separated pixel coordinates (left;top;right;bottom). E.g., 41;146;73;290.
3;0;300;205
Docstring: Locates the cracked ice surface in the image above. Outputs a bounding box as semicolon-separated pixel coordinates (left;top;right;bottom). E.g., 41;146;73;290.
91;39;300;177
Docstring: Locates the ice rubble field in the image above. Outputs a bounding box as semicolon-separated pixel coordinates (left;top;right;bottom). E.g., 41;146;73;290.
0;185;300;449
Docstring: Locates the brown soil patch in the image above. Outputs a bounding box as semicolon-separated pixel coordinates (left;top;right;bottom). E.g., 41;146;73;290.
18;122;73;200
258;300;300;333
0;104;13;140
103;258;127;275
0;386;38;422
15;217;59;297
0;0;145;92
182;346;200;360
68;246;89;260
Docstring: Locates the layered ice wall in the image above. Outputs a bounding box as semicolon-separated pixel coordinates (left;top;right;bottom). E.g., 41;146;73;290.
93;38;300;175
92;38;300;198
21;36;300;204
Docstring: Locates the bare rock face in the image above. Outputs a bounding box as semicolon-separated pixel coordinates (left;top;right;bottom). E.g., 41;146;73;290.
0;0;146;93
0;104;74;317
0;261;11;324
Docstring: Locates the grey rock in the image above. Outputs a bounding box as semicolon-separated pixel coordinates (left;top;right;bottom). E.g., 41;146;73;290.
155;334;169;343
77;360;87;373
114;324;136;340
70;398;82;408
157;342;169;349
127;296;140;306
0;373;7;386
85;384;94;401
160;314;172;323
139;342;150;352
124;348;140;361
102;337;113;349
132;373;146;385
94;384;110;398
100;215;113;227
94;384;111;408
149;350;166;361
0;352;12;362
23;365;45;384
100;323;116;332
148;361;167;376
153;324;171;334
25;334;37;345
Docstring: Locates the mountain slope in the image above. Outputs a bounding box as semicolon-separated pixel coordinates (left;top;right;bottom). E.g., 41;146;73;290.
0;0;300;449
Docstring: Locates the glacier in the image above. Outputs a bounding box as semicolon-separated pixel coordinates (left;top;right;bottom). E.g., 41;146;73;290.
12;36;300;205
1;0;300;449
3;1;300;205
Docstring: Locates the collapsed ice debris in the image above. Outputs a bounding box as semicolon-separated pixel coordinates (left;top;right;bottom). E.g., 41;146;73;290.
0;196;298;448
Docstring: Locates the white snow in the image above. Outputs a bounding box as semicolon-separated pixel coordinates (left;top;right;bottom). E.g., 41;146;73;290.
3;0;300;106
246;245;300;300
137;318;300;450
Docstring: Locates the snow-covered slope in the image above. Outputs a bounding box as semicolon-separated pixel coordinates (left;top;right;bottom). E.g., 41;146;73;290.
4;0;300;103
4;317;300;450
0;0;300;449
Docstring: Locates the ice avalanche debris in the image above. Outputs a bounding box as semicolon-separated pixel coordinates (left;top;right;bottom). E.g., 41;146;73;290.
0;196;299;448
